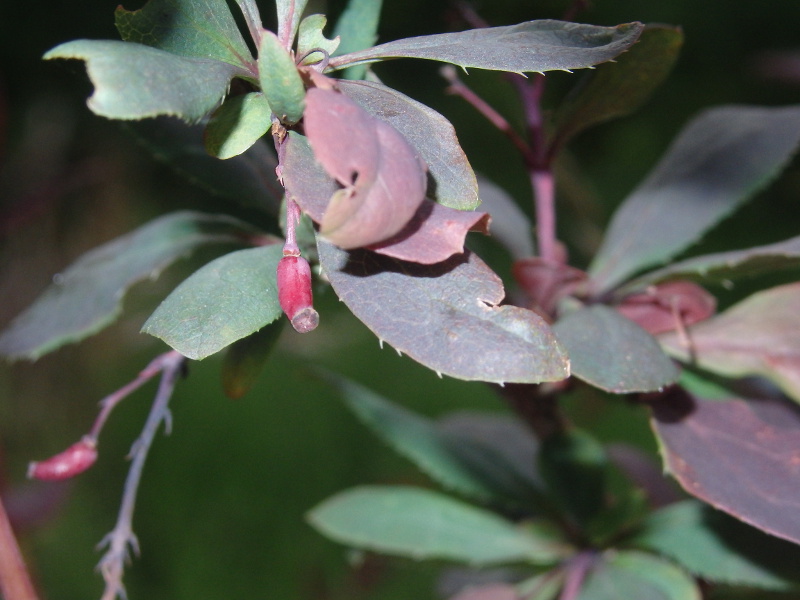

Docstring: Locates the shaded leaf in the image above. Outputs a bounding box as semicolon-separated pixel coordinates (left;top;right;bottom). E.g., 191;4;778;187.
317;240;569;384
615;281;716;336
476;177;533;260
551;25;683;152
204;92;272;159
297;14;340;64
126;118;282;213
449;583;520;600
631;500;800;590
308;485;562;565
44;40;243;121
649;390;800;545
221;322;283;399
115;0;254;71
304;88;427;248
0;212;258;361
275;0;308;48
553;305;678;393
281;131;338;218
332;0;383;80
659;283;800;403
258;30;306;124
337;79;479;210
142;245;284;360
578;550;701;600
624;234;800;289
589;104;800;291
330;20;644;74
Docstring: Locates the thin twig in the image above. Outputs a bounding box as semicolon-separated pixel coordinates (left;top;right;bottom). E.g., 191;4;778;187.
0;495;39;600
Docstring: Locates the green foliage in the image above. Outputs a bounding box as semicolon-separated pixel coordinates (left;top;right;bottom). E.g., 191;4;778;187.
296;14;340;65
332;0;383;79
258;30;306;124
204;92;273;159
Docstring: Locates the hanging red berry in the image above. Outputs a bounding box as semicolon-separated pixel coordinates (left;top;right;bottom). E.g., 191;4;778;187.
276;255;319;333
28;436;98;481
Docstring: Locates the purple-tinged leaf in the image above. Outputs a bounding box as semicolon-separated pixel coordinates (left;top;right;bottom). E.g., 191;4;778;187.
337;79;479;210
303;88;428;248
44;40;246;122
115;0;255;72
650;390;800;544
317;240;569;384
553;305;678;393
329;20;644;74
590;104;800;291
0;212;259;361
624;234;800;290
631;500;800;590
476;177;533;260
659;283;800;403
281;131;338;218
615;281;716;336
275;0;308;49
449;584;520;600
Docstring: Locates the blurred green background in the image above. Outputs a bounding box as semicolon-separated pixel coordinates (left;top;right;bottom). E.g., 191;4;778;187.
2;1;800;598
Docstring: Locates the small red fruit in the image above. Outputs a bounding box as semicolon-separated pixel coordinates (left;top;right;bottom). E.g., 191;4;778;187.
276;255;319;333
28;436;98;481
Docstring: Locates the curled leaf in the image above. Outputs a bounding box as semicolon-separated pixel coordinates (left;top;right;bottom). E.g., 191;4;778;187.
615;281;716;335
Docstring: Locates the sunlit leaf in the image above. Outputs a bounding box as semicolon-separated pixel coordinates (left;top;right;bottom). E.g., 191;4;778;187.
44;40;244;121
0;212;258;361
297;14;340;64
142;245;284;360
258;30;306;124
221;322;284;399
631;500;800;590
659;283;800;403
332;0;383;79
337;79;479;210
589;104;800;291
329;20;644;74
115;0;254;71
204;92;272;159
551;25;683;152
317;240;569;384
650;390;800;545
308;485;561;565
553;305;678;393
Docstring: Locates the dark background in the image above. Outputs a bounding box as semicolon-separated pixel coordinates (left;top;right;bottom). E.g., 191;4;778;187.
2;1;800;598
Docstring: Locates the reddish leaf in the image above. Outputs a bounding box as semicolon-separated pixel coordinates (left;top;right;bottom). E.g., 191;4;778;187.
450;584;520;600
616;281;716;335
650;389;800;545
513;258;587;317
303;88;427;249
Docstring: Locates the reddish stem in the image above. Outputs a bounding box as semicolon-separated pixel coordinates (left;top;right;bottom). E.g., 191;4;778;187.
0;495;39;600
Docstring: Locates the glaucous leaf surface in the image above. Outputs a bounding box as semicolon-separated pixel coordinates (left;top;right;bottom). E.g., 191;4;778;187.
115;0;254;70
624;234;800;289
322;373;546;507
142;245;284;360
577;550;701;600
304;88;427;248
275;0;308;47
329;20;644;74
44;40;244;121
221;322;283;399
337;79;479;210
476;177;534;260
331;0;382;79
551;25;682;152
297;14;340;64
308;485;562;565
659;283;800;403
127;118;282;213
650;390;800;545
258;30;306;124
317;241;569;384
0;212;258;360
553;305;678;393
631;500;800;590
589;104;800;291
204;92;272;159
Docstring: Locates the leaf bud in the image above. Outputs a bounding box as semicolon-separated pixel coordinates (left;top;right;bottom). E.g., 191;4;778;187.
276;255;319;333
28;436;98;481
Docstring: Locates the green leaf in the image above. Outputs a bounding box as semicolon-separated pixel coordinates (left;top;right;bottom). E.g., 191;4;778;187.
0;212;257;361
308;485;562;565
538;428;607;525
589;104;800;291
44;40;243;121
623;234;800;290
551;25;683;152
221;322;284;399
332;0;383;79
275;0;308;49
578;551;701;600
321;372;545;507
329;20;644;74
630;500;800;590
553;305;678;393
142;245;284;360
297;14;340;65
258;30;306;124
337;79;479;210
659;283;800;403
317;241;569;384
114;0;254;71
204;92;272;159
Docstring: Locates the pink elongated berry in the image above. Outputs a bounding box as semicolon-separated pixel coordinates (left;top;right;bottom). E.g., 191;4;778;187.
28;436;98;481
277;255;319;333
